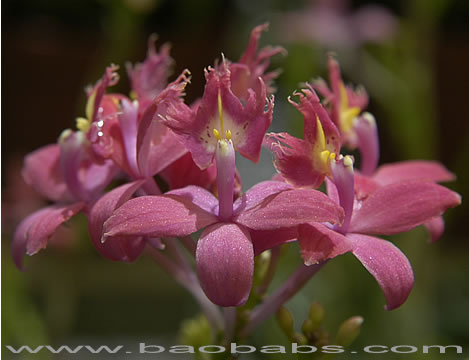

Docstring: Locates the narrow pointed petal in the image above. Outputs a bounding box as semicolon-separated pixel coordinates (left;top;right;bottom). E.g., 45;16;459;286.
103;194;218;239
251;227;298;255
86;65;120;124
235;188;344;230
327;55;343;127
348;233;414;310
231;23;285;99
291;85;340;150
126;35;173;108
196;223;254;306
350;182;461;235
298;223;352;265
12;203;84;269
89;181;145;262
233;180;292;215
137;75;189;177
22;144;72;202
373;160;456;185
424;216;445;243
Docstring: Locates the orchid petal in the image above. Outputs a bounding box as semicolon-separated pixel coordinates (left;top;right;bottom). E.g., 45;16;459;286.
22;144;72;202
235;188;344;230
373;160;456;185
85;65;120;124
196;223;253;307
126;34;173;108
137;74;189;177
424;216;445;243
231;23;285;98
166;185;218;215
350;182;461;235
103;194;218;239
89;181;146;262
291;85;340;151
298;223;352;265
12;203;84;269
265;132;323;188
233;180;292;215
59;131;89;201
348;233;414;310
160;153;217;191
82;159;119;201
353;172;381;200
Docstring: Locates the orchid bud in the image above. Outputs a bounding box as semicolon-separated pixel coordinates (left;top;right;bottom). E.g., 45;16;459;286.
308;302;325;330
335;316;364;347
276;306;294;341
302;319;315;339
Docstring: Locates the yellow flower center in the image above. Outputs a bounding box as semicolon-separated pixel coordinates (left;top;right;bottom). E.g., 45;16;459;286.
314;116;336;175
339;82;361;135
213;90;232;142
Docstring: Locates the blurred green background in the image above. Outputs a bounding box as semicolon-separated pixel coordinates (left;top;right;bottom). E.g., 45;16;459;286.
2;0;469;359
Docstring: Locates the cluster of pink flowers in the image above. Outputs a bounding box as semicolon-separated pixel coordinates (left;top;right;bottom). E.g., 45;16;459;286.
12;24;460;335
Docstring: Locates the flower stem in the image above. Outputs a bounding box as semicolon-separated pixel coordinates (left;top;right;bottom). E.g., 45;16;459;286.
256;246;281;296
240;262;326;337
223;307;237;344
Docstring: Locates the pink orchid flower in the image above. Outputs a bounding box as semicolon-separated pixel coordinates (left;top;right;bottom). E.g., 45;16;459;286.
12;50;189;267
102;66;344;306
313;56;368;142
163;60;273;170
12;132;117;269
86;71;195;261
265;84;341;188
298;157;461;310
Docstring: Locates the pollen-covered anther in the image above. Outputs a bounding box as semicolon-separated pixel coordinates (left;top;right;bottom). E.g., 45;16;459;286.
343;155;354;168
319;150;337;173
59;129;73;144
76;117;91;133
213;128;221;141
360;112;376;127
